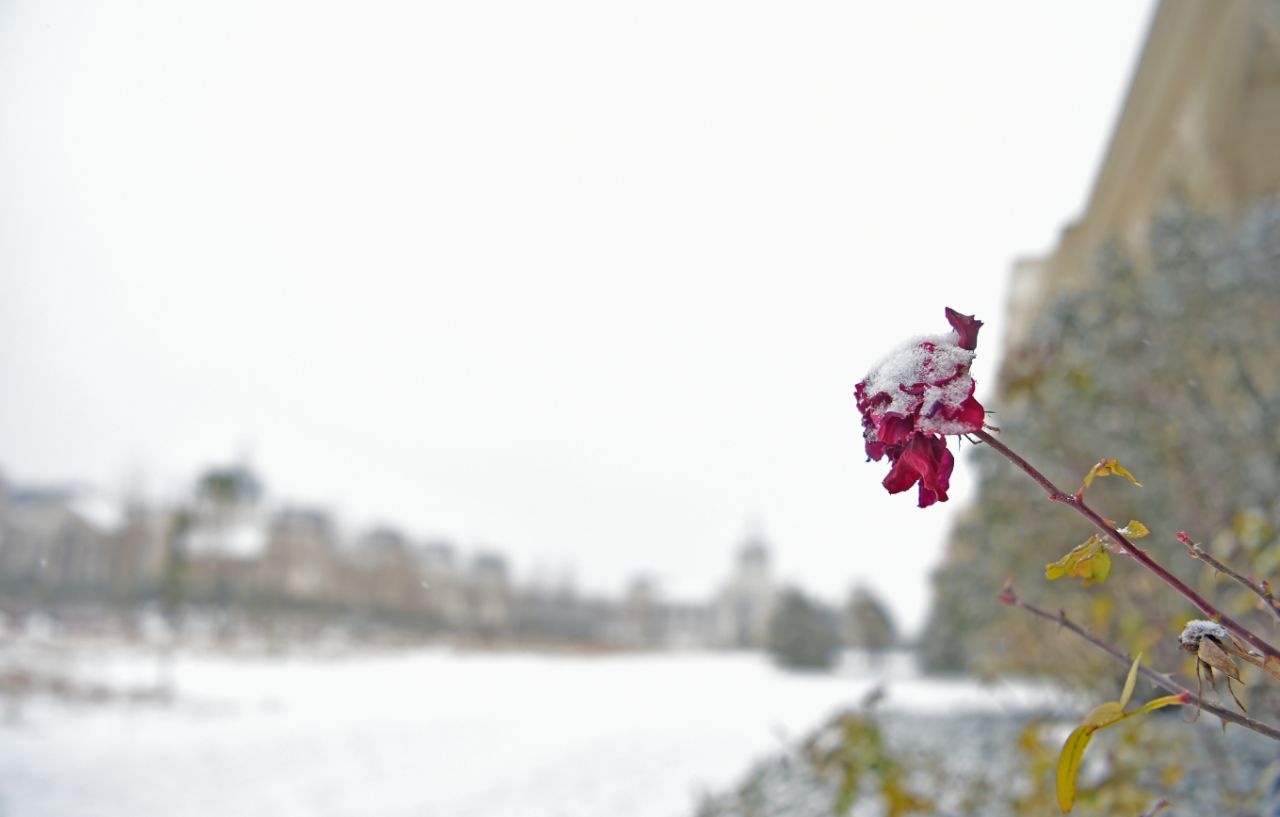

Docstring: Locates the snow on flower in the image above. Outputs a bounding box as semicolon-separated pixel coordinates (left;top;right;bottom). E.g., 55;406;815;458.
854;308;985;508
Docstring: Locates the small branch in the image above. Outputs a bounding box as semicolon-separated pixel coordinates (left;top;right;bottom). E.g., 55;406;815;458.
975;429;1280;665
1234;648;1280;684
1002;589;1280;741
1138;799;1171;817
973;430;1071;502
1178;531;1280;625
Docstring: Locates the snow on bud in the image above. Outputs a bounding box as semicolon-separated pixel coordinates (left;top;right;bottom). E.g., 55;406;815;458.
1179;619;1231;651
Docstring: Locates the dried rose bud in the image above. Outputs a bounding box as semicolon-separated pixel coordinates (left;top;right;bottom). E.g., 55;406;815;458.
1178;619;1231;651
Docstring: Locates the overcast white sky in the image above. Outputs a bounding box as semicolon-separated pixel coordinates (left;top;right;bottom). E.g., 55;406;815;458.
0;0;1154;633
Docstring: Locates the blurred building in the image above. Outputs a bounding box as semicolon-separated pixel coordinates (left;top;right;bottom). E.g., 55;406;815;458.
257;507;338;602
1007;0;1280;346
465;551;512;639
417;541;467;629
659;601;716;649
0;482;121;605
0;468;808;651
714;536;777;648
617;575;662;648
108;501;171;609
349;526;425;617
511;578;610;644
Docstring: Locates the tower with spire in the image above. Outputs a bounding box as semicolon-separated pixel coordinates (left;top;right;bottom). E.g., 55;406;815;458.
714;528;777;648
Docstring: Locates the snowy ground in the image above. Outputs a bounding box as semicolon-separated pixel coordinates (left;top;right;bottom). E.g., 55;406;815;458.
0;646;1060;817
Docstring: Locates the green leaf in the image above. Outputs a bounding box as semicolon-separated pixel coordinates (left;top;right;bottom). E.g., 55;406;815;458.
1120;654;1141;709
1056;725;1094;813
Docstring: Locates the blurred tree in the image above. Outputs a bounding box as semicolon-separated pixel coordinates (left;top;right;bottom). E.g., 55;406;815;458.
196;467;262;506
843;585;897;651
767;587;841;670
159;509;191;633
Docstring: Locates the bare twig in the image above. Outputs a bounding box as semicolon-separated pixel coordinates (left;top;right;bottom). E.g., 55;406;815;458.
976;429;1280;665
1178;531;1280;625
1000;586;1280;741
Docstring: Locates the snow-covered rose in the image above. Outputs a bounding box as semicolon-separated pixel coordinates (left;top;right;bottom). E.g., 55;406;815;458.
854;308;985;507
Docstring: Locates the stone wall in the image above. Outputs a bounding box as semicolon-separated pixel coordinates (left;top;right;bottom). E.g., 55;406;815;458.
1005;0;1280;347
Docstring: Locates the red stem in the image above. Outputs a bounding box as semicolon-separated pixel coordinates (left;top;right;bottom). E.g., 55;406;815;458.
975;429;1280;664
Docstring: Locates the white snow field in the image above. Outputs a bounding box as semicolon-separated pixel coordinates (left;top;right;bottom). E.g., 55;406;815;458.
0;648;1058;817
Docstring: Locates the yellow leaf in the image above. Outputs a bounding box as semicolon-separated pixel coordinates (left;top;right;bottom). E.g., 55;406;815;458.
1132;693;1190;716
1081;458;1144;493
1120;654;1141;709
1045;536;1111;585
1083;700;1123;727
1055;691;1189;813
1082;467;1097;491
1101;693;1191;725
1118;520;1149;539
1057;725;1094;813
1107;461;1143;487
1087;551;1112;585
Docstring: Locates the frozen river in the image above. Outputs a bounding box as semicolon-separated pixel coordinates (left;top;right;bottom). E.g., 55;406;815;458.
0;647;1057;817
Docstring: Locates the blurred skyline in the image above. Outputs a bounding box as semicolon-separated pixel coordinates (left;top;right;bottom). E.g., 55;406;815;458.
0;0;1155;632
